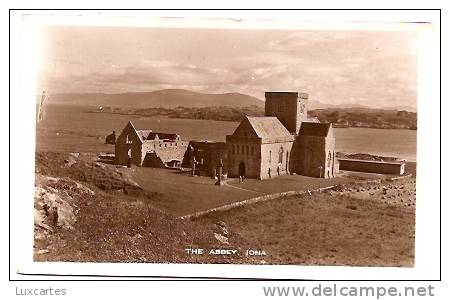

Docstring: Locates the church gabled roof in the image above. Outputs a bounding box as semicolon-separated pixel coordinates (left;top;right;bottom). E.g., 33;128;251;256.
245;116;292;138
119;121;144;143
137;130;152;140
122;121;180;142
299;122;332;137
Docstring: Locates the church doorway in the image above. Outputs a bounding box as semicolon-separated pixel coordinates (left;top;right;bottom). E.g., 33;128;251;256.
238;162;246;177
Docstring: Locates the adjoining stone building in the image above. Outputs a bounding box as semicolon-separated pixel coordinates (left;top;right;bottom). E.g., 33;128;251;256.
296;122;338;178
115;121;188;168
181;141;228;177
226;91;338;179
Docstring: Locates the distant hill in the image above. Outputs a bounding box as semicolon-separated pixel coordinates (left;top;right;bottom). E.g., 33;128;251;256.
383;105;417;112
308;100;370;110
47;89;265;109
45;89;416;112
308;107;417;130
308;100;416;112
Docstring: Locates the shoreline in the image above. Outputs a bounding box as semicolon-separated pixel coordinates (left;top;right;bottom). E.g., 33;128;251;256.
88;109;417;131
336;152;416;164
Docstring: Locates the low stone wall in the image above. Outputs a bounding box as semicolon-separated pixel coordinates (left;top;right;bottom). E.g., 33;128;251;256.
179;185;336;220
387;174;413;181
338;158;405;175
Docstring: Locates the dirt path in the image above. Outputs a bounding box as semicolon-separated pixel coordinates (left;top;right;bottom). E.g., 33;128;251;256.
222;179;265;194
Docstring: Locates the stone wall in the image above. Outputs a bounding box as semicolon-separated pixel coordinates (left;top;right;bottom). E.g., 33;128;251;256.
321;131;337;178
260;141;294;179
295;132;337;178
228;142;261;178
141;140;188;167
182;141;228;177
114;122;144;166
338;159;405;175
296;136;328;177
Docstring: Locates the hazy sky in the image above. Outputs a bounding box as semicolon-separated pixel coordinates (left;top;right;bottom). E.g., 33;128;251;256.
37;26;418;108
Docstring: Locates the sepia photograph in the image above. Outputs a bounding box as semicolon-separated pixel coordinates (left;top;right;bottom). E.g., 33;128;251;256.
27;16;422;269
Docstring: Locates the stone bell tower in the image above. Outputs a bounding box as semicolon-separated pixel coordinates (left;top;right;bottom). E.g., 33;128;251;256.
264;91;309;134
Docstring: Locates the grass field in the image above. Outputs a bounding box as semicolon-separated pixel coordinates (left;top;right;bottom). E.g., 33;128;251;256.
194;178;416;267
227;174;354;194
124;167;374;217
126;167;257;216
35;152;416;266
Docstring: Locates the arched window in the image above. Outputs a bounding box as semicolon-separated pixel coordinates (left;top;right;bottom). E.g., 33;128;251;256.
278;146;284;163
269;150;272;163
237;144;239;155
328;151;332;167
241;145;245;155
286;150;289;170
232;144;235;154
246;145;249;155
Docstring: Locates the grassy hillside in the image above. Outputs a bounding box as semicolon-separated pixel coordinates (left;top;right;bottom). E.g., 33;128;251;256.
34;151;415;267
34;152;253;263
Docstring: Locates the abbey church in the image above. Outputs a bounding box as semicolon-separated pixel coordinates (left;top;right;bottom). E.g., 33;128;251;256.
114;91;338;180
226;92;338;179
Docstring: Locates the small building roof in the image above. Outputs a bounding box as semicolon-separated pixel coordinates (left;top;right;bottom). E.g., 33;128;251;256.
246;116;292;138
306;117;320;123
145;132;179;141
299;122;332;137
137;130;152;140
126;121;180;142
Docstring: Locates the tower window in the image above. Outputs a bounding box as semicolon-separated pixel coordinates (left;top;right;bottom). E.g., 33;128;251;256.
269;150;272;163
300;102;306;114
279;146;284;163
328;151;332;167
